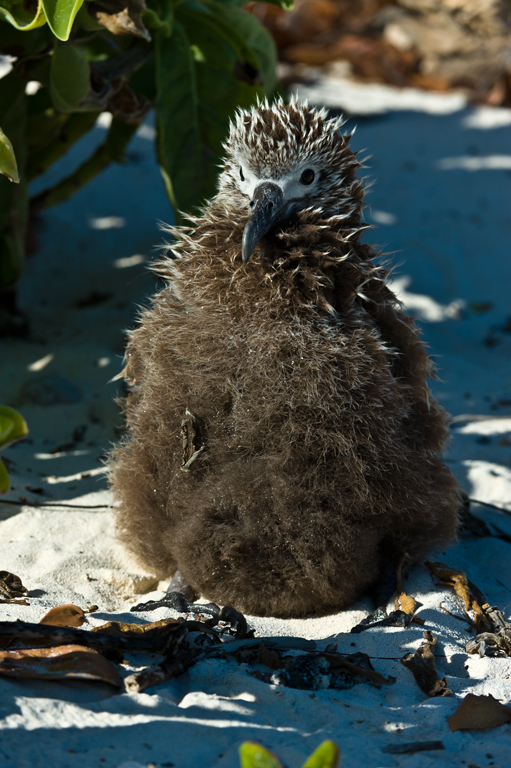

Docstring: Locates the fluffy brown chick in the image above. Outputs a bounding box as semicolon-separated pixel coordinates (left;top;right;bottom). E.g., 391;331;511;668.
109;97;461;618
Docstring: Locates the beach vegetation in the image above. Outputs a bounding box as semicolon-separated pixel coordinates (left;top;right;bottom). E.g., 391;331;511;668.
239;740;341;768
0;404;28;492
0;0;288;291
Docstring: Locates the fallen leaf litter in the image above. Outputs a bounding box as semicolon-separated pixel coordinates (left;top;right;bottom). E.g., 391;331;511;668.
1;555;511;737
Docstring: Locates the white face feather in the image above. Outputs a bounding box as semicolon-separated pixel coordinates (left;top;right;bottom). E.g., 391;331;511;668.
237;161;320;203
216;96;363;222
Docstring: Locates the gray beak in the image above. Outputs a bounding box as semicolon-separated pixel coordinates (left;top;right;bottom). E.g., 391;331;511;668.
242;182;285;263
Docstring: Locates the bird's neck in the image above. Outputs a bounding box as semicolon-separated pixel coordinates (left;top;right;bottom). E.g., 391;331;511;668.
170;203;377;319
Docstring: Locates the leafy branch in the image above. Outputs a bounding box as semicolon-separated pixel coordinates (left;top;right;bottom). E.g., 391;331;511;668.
0;0;288;291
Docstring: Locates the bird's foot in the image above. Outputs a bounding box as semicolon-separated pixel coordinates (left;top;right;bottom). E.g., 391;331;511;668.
130;569;221;620
168;569;197;602
129;572;249;637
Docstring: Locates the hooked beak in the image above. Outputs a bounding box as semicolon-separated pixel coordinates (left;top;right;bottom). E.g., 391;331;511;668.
242;182;285;263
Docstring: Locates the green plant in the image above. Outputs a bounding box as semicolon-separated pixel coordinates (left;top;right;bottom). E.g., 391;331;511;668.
0;0;290;291
0;405;28;492
239;740;341;768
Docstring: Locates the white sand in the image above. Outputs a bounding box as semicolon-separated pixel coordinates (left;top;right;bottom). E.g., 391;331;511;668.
1;80;511;767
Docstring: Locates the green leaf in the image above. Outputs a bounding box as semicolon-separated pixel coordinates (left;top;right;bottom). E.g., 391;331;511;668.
239;742;283;768
302;741;341;768
0;72;28;290
156;4;267;213
41;0;85;40
0;18;52;55
179;2;259;73
50;41;90;112
0;0;46;31
0;458;10;494
75;3;103;31
0;406;29;450
0;127;19;183
206;1;277;94
154;20;197;213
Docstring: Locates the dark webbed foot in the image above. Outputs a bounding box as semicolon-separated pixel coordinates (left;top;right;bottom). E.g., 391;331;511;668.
131;569;220;619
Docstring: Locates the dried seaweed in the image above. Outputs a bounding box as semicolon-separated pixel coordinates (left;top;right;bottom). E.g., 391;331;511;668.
124;637;317;694
260;647;395;692
466;604;511;658
0;619;187;656
124;647;200;693
0;644;121;687
0;601;393;696
425;561;491;633
351;609;412;634
401;631;451;697
0;571;28;604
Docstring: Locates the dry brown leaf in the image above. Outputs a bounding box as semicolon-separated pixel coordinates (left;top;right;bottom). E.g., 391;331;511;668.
89;0;151;42
448;694;511;732
395;592;418;615
425;561;490;632
91;617;180;636
0;645;121;687
39;604;87;628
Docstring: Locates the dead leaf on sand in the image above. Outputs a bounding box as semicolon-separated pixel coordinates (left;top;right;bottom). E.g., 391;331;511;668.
401;630;451;697
425;561;490;632
91;617;181;637
39;604;87;628
0;645;121;687
448;693;511;732
394;554;418;616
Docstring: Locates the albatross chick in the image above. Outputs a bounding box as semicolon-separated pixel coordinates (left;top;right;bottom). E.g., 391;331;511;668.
109;98;461;618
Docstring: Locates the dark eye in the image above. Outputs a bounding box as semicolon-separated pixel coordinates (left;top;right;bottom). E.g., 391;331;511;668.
240;167;245;182
300;168;315;185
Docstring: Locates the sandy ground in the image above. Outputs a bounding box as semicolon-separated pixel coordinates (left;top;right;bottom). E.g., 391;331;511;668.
1;79;511;768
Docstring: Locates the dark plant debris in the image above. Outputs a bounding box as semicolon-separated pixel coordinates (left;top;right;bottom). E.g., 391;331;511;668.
0;596;395;696
401;630;452;697
466;605;511;658
351;608;413;633
0;571;29;605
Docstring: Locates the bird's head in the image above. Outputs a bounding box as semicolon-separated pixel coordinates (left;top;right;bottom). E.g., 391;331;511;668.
218;96;364;263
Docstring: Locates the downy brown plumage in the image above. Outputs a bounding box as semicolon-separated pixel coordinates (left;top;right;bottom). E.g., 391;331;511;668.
109;97;460;617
